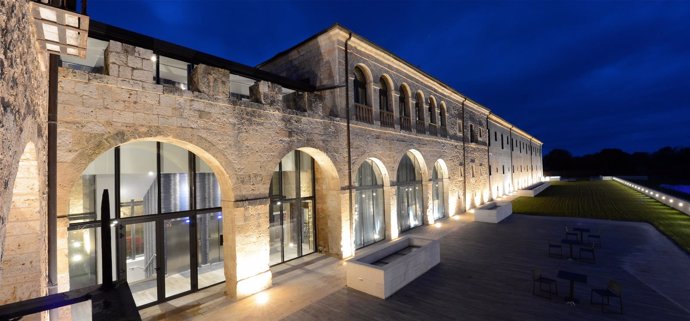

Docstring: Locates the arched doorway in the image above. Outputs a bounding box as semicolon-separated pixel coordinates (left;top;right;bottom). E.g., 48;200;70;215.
397;151;424;232
66;141;224;307
268;150;316;265
354;159;385;249
432;160;448;221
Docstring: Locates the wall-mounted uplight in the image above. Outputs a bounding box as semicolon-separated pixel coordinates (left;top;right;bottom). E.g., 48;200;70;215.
255;292;269;305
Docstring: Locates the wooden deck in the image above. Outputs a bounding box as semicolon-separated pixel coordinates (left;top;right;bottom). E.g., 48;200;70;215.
283;215;690;321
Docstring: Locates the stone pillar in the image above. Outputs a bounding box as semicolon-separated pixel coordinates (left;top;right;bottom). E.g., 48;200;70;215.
104;41;155;82
224;199;272;299
249;81;283;106
190;64;230;99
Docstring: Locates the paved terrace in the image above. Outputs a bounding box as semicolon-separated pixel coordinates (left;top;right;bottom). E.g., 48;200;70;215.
142;214;690;321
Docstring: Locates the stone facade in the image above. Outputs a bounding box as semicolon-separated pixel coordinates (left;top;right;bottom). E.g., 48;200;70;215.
1;12;543;314
0;0;49;308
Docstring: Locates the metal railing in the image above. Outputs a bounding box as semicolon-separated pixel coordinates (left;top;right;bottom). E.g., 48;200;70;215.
440;126;448;137
416;120;426;134
380;110;394;128
400;116;412;131
355;103;373;124
428;123;438;136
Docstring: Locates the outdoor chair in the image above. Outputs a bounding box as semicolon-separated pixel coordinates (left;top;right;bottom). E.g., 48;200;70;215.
548;242;564;258
564;226;579;241
532;269;558;298
587;229;602;248
591;280;623;313
579;244;596;263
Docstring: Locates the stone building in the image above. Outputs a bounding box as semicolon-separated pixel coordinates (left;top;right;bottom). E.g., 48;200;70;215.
0;1;542;317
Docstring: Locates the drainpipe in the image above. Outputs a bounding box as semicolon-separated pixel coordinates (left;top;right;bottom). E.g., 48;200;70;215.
344;32;353;256
47;53;59;319
509;126;514;191
461;98;467;211
486;112;492;201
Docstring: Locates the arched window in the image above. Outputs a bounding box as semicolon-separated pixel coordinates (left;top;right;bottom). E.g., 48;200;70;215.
399;84;411;131
269;150;315;265
354;160;385;248
397;152;423;232
67;141;223;307
415;92;425;133
428;97;437;125
379;76;389;112
432;161;447;220
439;102;447;128
415;92;425;122
379;76;394;127
354;67;367;105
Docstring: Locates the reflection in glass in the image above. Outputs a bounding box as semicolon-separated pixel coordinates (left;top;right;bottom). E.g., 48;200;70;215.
196;156;221;208
125;222;157;306
161;143;190;213
120;141;157;217
159;56;189;90
432;162;446;220
68;148;115;222
268;150;316;265
354;160;385;249
67;141;224;306
165;217;191;297
397;153;423;232
198;212;224;288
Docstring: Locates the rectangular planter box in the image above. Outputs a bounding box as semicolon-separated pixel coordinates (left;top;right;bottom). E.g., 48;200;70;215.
515;182;551;197
346;237;440;299
474;201;513;223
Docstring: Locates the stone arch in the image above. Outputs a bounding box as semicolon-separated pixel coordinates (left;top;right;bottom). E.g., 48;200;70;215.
56;133;242;297
0;141;45;304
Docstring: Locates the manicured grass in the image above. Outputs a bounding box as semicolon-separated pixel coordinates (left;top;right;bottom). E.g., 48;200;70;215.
512;180;690;253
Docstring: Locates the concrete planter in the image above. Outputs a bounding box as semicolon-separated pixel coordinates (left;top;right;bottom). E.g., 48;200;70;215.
474;201;513;223
516;182;551;197
346;237;440;299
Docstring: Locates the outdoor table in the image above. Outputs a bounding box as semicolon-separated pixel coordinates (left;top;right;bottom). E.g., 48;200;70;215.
561;239;582;259
572;227;590;242
557;270;587;304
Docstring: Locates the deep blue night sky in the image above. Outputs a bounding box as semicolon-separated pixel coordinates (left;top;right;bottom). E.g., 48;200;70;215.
89;0;690;155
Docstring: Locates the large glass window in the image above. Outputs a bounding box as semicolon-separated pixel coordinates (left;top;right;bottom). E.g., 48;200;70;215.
67;141;224;308
397;153;423;232
269;151;316;265
432;161;446;220
415;93;425;121
354;160;385;249
158;55;190;90
60;37;108;73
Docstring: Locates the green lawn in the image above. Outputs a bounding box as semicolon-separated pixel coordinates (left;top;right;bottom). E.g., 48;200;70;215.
512;180;690;253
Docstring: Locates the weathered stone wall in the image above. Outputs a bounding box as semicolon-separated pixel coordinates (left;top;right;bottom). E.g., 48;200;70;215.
0;0;49;305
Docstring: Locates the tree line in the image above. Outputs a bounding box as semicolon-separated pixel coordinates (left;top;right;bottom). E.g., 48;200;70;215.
544;147;690;181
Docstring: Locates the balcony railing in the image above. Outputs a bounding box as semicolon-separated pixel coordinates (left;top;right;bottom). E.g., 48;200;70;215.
380;110;395;128
355;103;373;124
400;116;412;131
416;120;426;134
440;126;448;137
428;123;438;136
